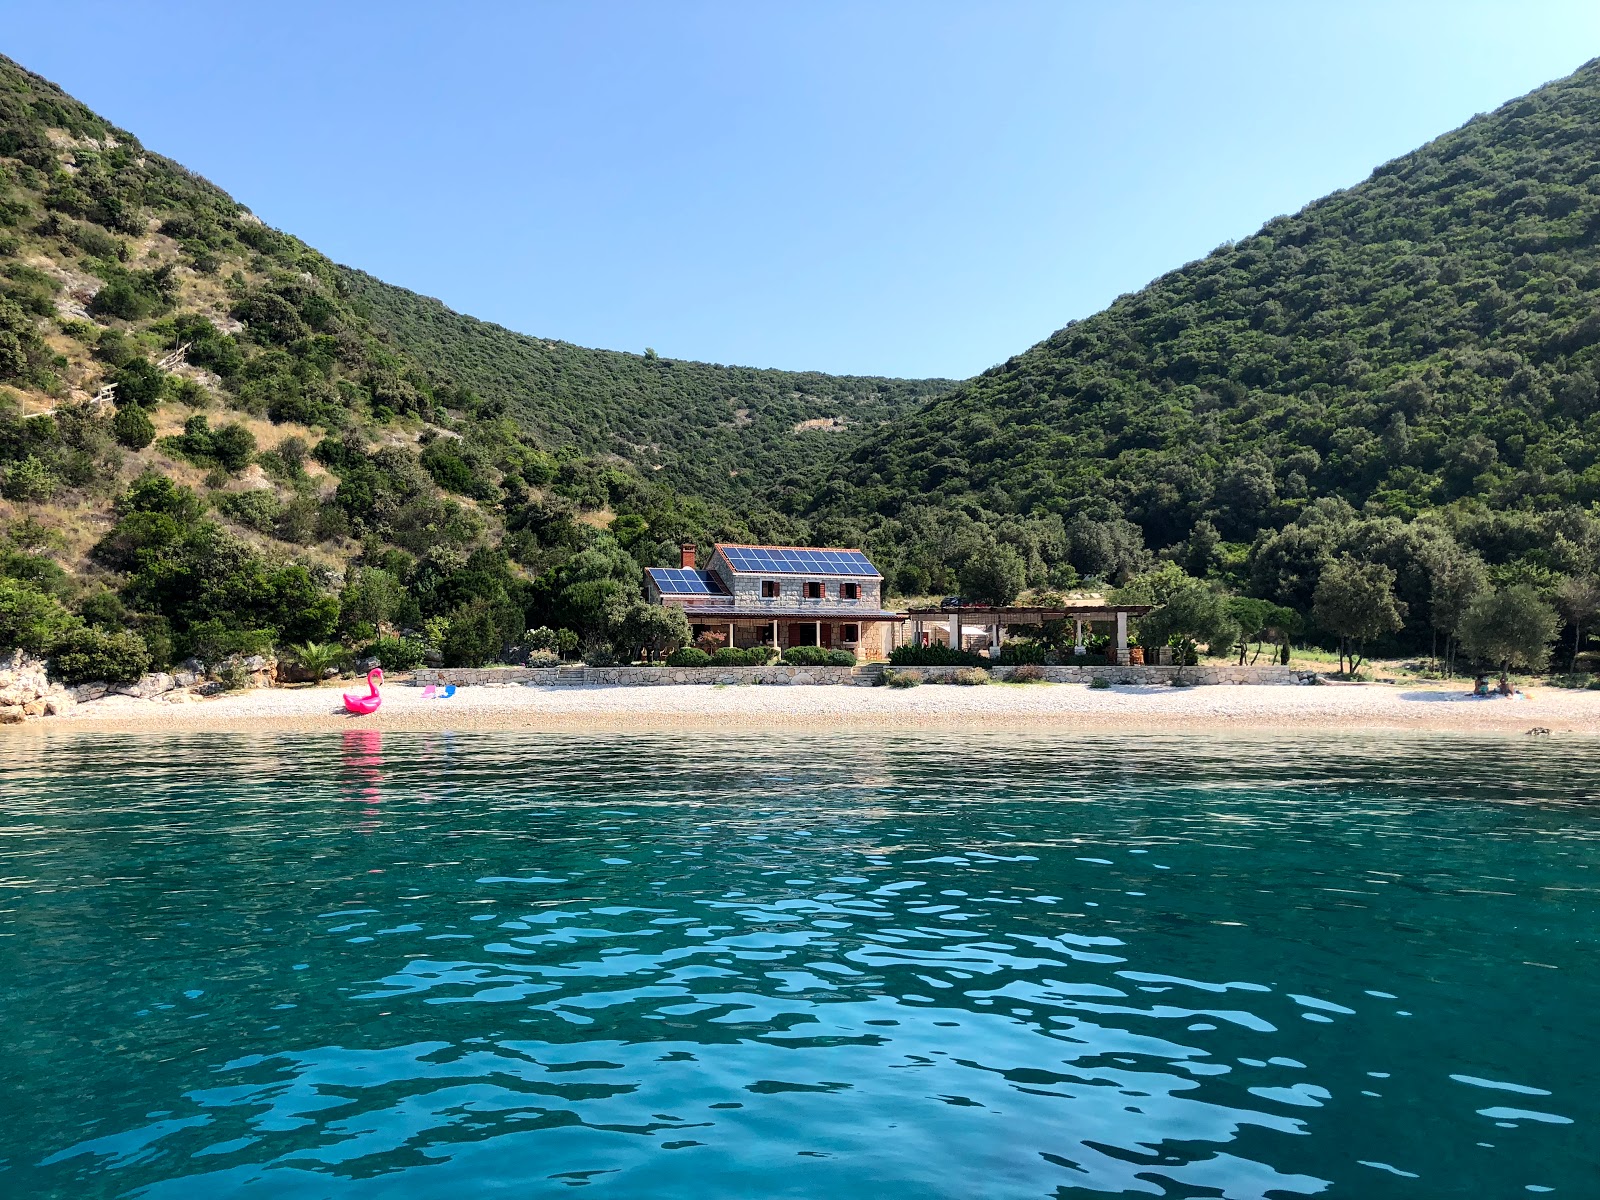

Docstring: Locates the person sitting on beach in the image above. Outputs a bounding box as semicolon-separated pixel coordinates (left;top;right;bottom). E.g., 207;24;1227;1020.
1473;673;1491;697
1496;674;1515;697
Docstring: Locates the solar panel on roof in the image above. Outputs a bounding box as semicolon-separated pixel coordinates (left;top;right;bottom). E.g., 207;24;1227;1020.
650;568;723;595
717;546;879;575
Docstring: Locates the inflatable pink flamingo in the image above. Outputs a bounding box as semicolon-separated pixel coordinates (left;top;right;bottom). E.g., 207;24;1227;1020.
343;667;383;715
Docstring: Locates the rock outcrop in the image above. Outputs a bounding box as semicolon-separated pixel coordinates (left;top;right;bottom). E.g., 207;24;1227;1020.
0;651;71;725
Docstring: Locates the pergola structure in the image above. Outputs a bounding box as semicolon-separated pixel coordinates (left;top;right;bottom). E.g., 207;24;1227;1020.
905;602;1156;664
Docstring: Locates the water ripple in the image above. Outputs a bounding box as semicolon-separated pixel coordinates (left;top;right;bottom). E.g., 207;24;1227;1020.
0;731;1594;1197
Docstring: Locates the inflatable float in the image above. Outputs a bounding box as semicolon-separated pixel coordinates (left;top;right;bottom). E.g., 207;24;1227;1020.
343;667;383;715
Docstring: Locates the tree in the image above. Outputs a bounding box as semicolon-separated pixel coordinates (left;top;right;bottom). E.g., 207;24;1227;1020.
1428;546;1488;677
1139;577;1237;679
442;598;502;667
616;601;691;664
1554;575;1600;670
958;542;1026;606
339;567;410;638
1458;586;1559;678
1226;596;1299;665
1313;556;1405;675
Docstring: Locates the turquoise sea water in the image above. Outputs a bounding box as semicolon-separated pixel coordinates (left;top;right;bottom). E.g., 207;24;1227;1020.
0;731;1595;1198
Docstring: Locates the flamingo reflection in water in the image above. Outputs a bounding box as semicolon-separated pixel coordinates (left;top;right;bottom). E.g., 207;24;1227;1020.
340;728;384;826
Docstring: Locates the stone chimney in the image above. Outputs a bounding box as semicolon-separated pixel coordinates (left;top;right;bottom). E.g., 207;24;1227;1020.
680;543;697;569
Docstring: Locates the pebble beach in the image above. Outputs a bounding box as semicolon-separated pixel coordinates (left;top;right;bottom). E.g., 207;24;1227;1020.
15;678;1600;736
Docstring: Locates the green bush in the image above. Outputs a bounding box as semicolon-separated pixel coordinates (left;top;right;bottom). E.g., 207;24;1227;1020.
997;642;1049;665
111;403;155;449
112;358;166;407
0;577;76;654
665;646;712;667
709;646;772;667
214;488;283;534
2;454;54;501
364;636;426;671
883;668;922;688
1088;676;1111;689
782;645;854;666
889;642;986;667
49;626;151;685
947;666;990;686
184;619;274;665
443;600;502;667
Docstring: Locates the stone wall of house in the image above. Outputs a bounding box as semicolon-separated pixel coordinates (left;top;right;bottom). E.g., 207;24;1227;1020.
412;663;1313;688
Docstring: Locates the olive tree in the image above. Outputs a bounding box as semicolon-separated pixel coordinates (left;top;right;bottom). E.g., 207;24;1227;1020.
616;601;691;664
1313;556;1405;675
1458;585;1559;678
1555;574;1600;671
1140;577;1237;680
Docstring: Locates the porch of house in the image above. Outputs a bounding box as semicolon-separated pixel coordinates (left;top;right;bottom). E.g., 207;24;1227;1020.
904;604;1156;664
685;615;901;660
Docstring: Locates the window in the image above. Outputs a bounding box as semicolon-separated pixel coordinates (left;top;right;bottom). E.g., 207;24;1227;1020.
840;582;860;600
841;624;860;643
804;581;824;599
762;580;781;598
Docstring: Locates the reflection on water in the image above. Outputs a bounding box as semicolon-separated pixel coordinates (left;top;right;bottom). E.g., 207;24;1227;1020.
1;732;1595;1198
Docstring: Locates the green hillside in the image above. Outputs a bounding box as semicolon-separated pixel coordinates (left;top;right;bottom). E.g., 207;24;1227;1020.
812;59;1600;648
0;52;941;680
340;268;950;506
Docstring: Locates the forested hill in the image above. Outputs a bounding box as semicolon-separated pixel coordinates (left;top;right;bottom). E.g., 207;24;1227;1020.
813;58;1600;609
338;267;951;506
0;50;941;685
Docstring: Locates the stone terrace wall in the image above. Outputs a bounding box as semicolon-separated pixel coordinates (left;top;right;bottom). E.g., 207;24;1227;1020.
411;665;873;687
412;664;1313;687
911;664;1314;685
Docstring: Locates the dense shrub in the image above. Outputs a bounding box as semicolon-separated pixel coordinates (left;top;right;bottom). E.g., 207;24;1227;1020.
708;646;773;667
184;619;274;664
664;646;712;667
2;454;54;501
1008;663;1048;683
997;642;1048;665
363;636;426;671
883;668;922;688
889;643;986;667
112;359;166;407
111;403;155;449
1088;676;1111;689
442;600;502;667
782;645;855;666
214;488;283;534
0;577;76;654
48;626;151;685
947;666;990;686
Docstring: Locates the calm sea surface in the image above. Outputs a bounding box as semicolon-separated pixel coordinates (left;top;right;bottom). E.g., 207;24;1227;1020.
0;732;1595;1198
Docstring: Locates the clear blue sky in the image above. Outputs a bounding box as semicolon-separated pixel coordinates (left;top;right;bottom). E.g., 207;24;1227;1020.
4;2;1598;378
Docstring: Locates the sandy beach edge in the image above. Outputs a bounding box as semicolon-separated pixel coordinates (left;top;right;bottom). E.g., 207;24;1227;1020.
7;681;1596;738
